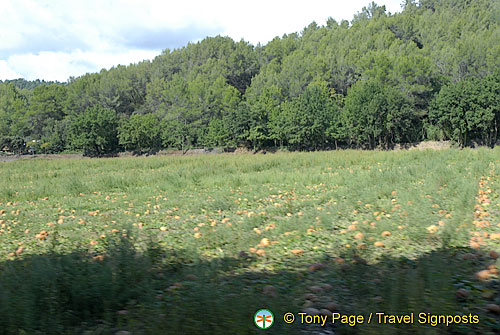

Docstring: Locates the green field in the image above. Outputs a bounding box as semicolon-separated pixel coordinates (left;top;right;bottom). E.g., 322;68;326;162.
0;149;499;335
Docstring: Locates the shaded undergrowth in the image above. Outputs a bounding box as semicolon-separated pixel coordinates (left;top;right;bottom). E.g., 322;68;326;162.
0;236;498;335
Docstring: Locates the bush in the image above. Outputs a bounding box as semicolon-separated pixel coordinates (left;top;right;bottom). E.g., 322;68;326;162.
0;136;26;154
68;106;119;157
118;114;162;154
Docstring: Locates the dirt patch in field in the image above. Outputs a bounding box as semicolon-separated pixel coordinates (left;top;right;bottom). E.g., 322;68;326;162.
0;148;250;162
0;153;83;163
0;142;455;162
394;141;452;150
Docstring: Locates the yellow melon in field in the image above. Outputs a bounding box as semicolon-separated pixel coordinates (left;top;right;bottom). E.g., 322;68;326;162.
15;246;25;256
35;230;49;240
256;249;266;256
308;263;325;272
291;249;304;255
263;285;277;297
309;285;323;293
486;304;500;314
426;225;438;234
333;257;345;264
171;282;183;289
356;243;366;250
462;253;477;260
490;233;500;240
259;238;270;247
353;254;367;264
93;255;104;262
455;288;469;299
374;241;385;247
475;270;491;281
354;232;364;240
381;231;391;237
489;250;499;259
325;302;339;312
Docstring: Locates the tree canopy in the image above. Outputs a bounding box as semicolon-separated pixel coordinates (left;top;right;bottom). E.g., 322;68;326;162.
1;0;499;156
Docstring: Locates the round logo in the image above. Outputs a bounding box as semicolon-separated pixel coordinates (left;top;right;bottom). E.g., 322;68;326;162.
254;309;274;329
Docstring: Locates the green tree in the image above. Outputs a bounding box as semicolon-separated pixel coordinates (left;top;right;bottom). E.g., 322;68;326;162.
430;74;500;147
68;106;119;156
38;119;69;153
344;79;417;149
0;135;25;154
280;82;338;150
27;84;67;139
118;114;162;153
243;85;282;150
203;118;231;148
0;83;29;138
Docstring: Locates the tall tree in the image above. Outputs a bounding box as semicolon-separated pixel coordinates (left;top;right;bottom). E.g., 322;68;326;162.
68;106;119;156
26;84;67;139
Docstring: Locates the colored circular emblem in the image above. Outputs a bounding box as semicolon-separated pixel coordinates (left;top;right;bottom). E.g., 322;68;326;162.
254;309;274;329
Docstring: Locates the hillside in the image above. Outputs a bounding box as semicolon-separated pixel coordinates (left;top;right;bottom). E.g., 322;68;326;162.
0;0;499;155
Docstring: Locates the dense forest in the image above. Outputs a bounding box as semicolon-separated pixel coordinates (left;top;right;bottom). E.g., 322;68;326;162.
1;0;499;156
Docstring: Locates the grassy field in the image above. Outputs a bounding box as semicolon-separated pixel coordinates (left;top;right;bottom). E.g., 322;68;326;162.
0;149;499;335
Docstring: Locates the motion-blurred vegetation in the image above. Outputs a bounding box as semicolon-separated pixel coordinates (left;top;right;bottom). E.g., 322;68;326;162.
0;149;499;334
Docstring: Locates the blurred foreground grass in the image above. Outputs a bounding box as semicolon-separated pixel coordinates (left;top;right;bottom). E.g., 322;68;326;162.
0;149;499;334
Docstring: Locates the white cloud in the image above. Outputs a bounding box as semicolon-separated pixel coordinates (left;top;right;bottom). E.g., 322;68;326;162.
0;0;404;82
7;49;160;82
214;0;403;45
0;60;22;80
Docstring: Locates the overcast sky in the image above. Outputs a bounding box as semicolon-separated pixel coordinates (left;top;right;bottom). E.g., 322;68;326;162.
0;0;404;82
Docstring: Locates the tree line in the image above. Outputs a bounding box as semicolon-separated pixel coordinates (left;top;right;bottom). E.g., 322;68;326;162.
1;0;499;156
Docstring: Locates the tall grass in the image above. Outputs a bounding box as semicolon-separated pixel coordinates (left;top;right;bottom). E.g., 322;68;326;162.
0;149;499;334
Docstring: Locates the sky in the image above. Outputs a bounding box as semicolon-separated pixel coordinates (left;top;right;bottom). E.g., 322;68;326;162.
0;0;404;82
